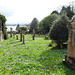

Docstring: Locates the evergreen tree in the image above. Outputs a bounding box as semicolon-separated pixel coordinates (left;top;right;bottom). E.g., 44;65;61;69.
29;18;38;33
60;6;74;20
49;15;70;48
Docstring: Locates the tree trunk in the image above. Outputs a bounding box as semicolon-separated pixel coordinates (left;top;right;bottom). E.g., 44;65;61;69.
57;42;63;49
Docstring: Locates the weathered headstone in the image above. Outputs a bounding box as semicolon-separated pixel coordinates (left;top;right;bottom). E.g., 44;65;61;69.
63;20;75;70
32;29;35;40
10;28;12;38
45;36;49;40
13;31;15;38
22;34;25;44
16;35;18;40
0;21;3;43
20;30;22;41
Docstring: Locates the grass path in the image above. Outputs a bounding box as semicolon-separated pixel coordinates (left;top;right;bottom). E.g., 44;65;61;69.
0;34;75;75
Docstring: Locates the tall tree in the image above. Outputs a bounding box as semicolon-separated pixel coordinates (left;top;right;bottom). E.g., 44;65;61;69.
38;14;59;33
29;18;38;33
60;6;75;20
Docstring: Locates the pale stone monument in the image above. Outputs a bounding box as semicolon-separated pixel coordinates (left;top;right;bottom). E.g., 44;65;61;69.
63;20;75;70
0;21;3;43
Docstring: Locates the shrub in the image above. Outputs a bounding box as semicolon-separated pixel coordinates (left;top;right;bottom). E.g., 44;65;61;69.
49;15;70;48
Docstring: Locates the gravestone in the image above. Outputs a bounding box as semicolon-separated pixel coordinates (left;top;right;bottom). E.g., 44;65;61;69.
20;30;22;41
45;36;49;40
0;21;3;43
32;29;35;40
22;34;25;44
13;31;15;38
63;20;75;70
10;28;12;37
16;35;18;40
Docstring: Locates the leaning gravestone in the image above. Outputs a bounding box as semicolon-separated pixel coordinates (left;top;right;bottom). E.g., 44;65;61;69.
63;20;75;70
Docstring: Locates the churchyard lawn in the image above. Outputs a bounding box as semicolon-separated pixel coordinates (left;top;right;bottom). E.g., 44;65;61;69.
0;34;75;75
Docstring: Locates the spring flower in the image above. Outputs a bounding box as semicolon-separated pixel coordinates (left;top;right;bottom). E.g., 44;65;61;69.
47;69;49;72
37;62;40;64
60;68;62;70
56;64;58;65
28;69;30;72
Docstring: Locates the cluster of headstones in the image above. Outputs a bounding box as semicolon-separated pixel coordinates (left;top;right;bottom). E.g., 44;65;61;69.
10;28;36;44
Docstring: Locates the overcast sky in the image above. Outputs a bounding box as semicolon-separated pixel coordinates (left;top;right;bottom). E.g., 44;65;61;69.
0;0;74;24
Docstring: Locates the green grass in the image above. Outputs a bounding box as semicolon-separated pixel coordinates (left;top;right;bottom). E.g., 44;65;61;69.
0;34;75;75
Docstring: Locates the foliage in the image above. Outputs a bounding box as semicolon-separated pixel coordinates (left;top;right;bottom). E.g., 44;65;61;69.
38;14;59;33
0;34;74;75
51;10;59;15
20;26;27;31
60;6;75;20
49;15;70;48
16;24;20;32
0;14;7;39
29;18;38;33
